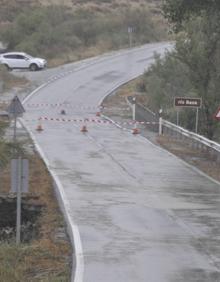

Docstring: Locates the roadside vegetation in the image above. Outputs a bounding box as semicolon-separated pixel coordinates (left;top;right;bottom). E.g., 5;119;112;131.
0;63;71;281
0;66;28;92
134;0;220;141
0;122;72;280
0;0;167;66
0;122;11;169
0;158;72;281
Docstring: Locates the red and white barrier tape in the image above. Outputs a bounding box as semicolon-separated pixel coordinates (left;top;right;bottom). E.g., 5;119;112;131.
25;103;130;111
35;117;158;125
26;103;104;109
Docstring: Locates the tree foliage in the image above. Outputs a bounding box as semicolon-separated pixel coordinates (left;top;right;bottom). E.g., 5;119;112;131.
140;52;196;129
174;13;220;138
139;0;220;139
163;0;220;31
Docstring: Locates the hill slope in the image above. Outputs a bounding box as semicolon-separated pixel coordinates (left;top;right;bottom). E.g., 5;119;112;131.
0;0;163;22
0;0;166;66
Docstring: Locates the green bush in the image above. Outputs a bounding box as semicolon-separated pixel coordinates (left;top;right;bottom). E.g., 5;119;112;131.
0;5;166;60
138;52;197;127
138;50;220;138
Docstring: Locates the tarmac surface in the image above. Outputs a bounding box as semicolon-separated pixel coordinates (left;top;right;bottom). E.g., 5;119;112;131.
20;43;220;281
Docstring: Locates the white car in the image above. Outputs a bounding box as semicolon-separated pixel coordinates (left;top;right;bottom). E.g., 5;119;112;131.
0;52;47;71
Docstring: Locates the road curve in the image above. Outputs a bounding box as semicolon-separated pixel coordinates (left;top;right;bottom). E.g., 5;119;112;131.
22;43;220;282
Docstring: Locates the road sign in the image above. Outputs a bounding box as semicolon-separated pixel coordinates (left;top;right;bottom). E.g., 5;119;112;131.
174;97;202;108
11;158;29;244
214;107;220;120
7;95;25;117
174;97;202;133
11;159;29;193
7;96;25;147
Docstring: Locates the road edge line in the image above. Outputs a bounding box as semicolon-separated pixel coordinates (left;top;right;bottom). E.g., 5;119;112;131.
20;119;84;282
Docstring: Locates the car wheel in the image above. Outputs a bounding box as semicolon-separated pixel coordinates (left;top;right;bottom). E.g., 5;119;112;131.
4;64;12;71
29;63;38;71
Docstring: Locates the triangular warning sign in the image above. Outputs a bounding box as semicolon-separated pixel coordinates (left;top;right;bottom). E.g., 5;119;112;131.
7;95;25;117
214;107;220;120
216;111;220;118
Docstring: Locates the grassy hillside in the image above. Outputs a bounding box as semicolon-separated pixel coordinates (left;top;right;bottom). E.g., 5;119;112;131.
0;0;163;23
0;0;166;66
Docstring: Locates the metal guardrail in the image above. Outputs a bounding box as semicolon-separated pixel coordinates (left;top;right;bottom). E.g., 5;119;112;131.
126;96;220;160
161;119;220;160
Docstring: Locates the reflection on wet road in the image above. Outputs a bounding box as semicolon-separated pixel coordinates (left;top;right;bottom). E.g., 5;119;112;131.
23;43;220;282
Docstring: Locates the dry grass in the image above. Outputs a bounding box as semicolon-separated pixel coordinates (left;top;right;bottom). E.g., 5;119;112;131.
48;46;103;68
39;0;162;9
102;77;148;108
0;67;29;93
0;153;72;281
0;0;162;11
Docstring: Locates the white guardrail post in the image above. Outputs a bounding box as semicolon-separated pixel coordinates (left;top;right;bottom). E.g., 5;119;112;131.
159;117;163;135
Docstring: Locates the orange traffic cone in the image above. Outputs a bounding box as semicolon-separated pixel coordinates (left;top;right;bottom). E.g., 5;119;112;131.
36;122;43;132
80;125;88;133
132;127;140;135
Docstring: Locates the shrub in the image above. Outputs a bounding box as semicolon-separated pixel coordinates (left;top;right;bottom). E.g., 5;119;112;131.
0;5;166;60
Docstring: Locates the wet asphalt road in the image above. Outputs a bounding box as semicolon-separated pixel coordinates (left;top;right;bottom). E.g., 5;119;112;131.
22;43;220;282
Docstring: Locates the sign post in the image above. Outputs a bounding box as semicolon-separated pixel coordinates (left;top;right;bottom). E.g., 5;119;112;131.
128;26;133;48
16;157;22;245
11;158;29;244
7;96;25;244
159;109;163;135
195;107;199;133
174;97;202;133
176;109;180;126
132;97;136;121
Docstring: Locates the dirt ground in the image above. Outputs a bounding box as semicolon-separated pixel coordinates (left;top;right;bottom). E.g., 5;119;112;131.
0;120;72;280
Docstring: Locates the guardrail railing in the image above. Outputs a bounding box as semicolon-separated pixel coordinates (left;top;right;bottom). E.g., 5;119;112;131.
160;118;220;162
125;97;220;161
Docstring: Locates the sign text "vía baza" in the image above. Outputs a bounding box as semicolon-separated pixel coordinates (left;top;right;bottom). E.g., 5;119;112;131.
174;97;202;108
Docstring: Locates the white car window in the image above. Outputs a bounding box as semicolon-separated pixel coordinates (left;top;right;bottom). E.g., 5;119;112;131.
16;55;25;60
4;55;17;59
